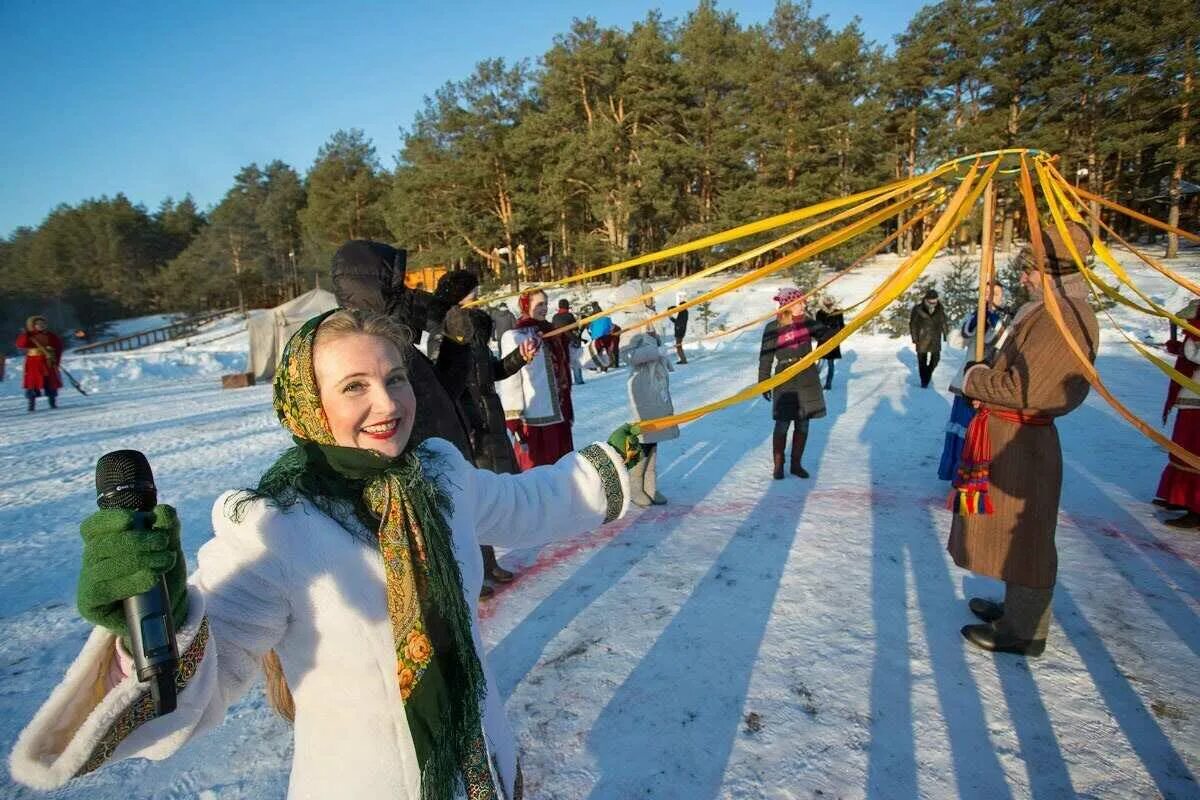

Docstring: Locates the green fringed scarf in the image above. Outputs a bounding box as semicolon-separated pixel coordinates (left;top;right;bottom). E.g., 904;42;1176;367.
258;309;494;800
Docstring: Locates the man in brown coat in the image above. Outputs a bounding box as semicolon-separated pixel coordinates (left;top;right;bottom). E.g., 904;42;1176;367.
949;220;1098;656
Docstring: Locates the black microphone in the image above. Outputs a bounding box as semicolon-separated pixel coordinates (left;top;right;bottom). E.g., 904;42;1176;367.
95;450;179;715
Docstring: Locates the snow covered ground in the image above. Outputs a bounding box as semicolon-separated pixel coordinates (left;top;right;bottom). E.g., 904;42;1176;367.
1;244;1198;799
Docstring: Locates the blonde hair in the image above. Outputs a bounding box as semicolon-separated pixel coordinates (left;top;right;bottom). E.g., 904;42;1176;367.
313;308;412;368
262;308;411;722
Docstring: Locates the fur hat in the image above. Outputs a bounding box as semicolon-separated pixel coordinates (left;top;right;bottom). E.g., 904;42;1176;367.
25;315;46;330
675;292;687;306
1021;220;1092;275
434;270;480;306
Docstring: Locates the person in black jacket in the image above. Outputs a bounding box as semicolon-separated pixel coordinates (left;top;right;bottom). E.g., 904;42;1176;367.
814;295;845;390
909;288;949;388
329;240;475;458
667;292;689;364
551;299;585;385
430;270;538;592
491;304;517;356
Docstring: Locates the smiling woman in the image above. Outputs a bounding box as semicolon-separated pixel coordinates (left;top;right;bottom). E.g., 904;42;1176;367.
311;311;416;458
10;308;643;799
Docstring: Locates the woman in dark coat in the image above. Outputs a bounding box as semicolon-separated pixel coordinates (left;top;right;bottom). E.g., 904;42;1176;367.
430;271;537;590
760;288;827;479
814;296;845;390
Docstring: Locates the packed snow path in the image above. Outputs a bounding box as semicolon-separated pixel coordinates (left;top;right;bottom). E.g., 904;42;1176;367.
2;310;1198;798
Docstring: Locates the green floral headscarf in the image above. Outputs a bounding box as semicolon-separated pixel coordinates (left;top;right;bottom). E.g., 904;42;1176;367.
257;309;495;800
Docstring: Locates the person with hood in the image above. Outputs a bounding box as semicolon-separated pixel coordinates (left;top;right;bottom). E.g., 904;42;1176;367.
667;292;690;364
814;296;845;390
15;315;63;412
498;289;576;469
11;307;641;799
329;240;474;458
614;280;680;506
1154;298;1200;528
910;288;949;388
491;303;517;356
759;289;827;479
951;221;1099;657
551;298;585;386
429;271;540;591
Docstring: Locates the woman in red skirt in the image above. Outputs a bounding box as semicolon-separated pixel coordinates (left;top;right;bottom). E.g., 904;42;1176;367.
1156;300;1200;527
15;315;63;412
497;289;575;468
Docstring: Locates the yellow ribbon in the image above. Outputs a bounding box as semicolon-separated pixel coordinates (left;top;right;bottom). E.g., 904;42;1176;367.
1021;156;1200;472
470;165;956;308
638;159;995;432
545;183;939;340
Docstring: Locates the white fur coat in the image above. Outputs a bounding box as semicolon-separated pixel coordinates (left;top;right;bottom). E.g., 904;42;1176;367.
10;438;630;799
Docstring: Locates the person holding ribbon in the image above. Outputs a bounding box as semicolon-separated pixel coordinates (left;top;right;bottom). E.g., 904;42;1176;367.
498;289;577;470
759;288;827;480
11;308;639;798
15;314;63;412
1153;299;1200;528
948;221;1098;657
613;280;679;506
937;281;1010;481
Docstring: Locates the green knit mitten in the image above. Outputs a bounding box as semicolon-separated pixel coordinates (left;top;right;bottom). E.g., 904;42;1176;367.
607;423;642;467
77;504;189;639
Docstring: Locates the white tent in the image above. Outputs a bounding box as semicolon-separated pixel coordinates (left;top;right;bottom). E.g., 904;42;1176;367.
247;288;339;382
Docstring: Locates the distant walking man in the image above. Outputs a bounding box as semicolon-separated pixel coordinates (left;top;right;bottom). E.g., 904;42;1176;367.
667;292;689;364
910;289;948;387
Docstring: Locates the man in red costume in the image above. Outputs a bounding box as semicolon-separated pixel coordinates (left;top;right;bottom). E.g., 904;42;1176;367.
16;315;63;412
497;289;575;469
1155;299;1200;527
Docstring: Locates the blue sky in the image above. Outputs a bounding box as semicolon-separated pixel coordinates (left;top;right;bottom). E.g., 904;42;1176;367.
0;1;920;238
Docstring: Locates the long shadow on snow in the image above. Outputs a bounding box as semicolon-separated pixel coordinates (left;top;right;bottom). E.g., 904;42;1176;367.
863;373;1016;800
1054;583;1198;796
1059;401;1200;623
488;408;768;699
582;397;833;798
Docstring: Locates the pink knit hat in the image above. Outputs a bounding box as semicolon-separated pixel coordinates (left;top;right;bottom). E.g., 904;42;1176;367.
773;287;805;307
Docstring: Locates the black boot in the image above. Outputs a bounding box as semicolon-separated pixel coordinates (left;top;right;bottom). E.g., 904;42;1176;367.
27;396;35;413
968;597;1004;623
789;427;809;478
481;545;514;583
48;395;57;409
772;431;786;480
961;623;1046;657
1164;511;1200;528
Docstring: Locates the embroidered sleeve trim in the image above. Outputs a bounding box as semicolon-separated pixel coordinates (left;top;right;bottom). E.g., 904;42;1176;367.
75;616;211;778
580;444;624;524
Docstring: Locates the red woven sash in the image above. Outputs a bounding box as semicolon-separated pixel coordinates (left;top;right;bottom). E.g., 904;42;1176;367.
947;408;1052;516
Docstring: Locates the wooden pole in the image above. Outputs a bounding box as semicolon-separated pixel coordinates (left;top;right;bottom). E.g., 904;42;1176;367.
975;179;997;362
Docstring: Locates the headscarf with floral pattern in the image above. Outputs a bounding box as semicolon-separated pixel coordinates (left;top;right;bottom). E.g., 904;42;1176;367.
259;309;495;800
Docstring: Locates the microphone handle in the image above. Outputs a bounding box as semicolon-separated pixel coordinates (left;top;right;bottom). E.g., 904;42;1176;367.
122;574;179;715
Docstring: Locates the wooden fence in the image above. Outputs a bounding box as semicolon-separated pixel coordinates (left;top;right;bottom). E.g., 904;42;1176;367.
73;307;240;354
